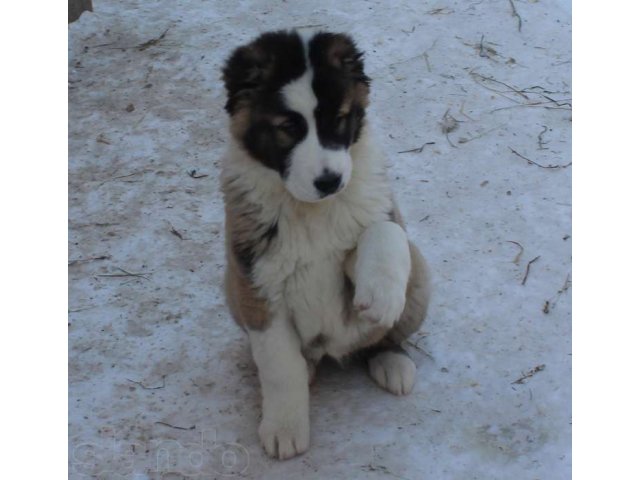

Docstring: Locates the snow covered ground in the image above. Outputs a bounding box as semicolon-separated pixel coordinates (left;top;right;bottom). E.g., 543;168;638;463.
68;1;571;478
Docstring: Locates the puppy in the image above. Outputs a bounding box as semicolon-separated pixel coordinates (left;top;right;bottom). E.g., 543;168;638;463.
220;30;431;459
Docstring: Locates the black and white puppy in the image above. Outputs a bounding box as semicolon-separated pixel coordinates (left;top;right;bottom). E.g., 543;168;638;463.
220;30;431;460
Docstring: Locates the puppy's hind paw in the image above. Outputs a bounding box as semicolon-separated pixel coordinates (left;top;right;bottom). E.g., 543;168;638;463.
368;349;416;395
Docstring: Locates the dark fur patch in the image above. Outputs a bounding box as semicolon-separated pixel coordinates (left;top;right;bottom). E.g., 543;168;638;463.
308;32;370;149
223;175;279;277
342;273;356;315
242;107;308;177
231;240;255;276
225;249;271;331
263;221;278;243
222;30;307;114
308;334;328;349
222;31;309;177
231;219;278;276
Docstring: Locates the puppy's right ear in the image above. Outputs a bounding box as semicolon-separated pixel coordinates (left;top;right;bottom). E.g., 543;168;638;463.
222;31;306;115
222;42;274;114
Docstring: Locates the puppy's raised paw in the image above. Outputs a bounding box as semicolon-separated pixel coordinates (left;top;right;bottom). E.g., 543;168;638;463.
354;279;406;327
368;349;416;395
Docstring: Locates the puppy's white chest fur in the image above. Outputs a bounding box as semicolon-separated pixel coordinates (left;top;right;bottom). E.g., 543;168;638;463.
232;127;394;359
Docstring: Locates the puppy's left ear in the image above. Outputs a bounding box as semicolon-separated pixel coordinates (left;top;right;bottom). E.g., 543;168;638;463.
311;33;370;86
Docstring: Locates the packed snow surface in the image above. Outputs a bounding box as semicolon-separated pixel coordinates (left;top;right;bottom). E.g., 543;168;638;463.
69;1;571;478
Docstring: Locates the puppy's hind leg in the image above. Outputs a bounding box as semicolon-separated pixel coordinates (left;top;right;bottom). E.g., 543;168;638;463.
386;241;431;344
366;242;430;395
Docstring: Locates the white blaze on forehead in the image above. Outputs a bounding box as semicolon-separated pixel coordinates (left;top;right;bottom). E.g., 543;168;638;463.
281;70;317;121
280;66;352;203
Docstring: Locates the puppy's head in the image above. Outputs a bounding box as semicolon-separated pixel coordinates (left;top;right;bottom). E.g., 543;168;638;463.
222;30;370;203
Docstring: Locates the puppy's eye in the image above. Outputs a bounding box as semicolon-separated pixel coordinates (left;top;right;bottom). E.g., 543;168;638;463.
274;119;295;131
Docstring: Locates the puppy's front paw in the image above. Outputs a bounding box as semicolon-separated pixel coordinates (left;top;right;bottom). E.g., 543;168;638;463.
368;350;416;395
354;279;406;327
259;410;309;460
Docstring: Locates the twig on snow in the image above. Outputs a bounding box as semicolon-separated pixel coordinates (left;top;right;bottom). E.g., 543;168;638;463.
96;134;111;145
188;169;209;179
404;339;434;360
521;255;540;286
137;27;171;51
69;305;99;313
440;109;460;148
97;267;152;280
155;421;196;431
470;71;529;100
508;0;523;32
361;463;411;480
509;147;572;169
422;51;432;72
72;222;120;229
428;7;454;15
537;125;549;150
68;255;111;266
458;125;504;144
470;71;572;110
543;273;572;313
127;376;166;390
98;172;142;187
397;141;435;154
170;225;184;240
505;241;524;264
558;273;572;294
490;103;572;113
479;34;488;58
512;364;545;384
457;101;475;121
476;35;499;61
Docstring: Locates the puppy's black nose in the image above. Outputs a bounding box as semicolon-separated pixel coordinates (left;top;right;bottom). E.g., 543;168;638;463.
313;171;342;197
